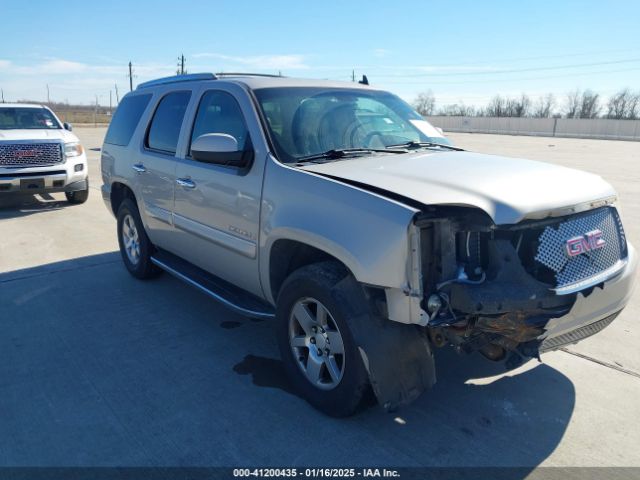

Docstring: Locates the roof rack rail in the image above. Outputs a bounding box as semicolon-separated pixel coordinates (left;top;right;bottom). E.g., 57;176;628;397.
136;73;217;90
214;72;285;78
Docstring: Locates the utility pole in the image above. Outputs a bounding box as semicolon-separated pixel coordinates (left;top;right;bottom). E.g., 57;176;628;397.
94;95;99;127
109;90;112;114
114;83;120;104
1;88;4;103
177;54;186;75
351;70;355;82
128;62;134;91
46;84;50;104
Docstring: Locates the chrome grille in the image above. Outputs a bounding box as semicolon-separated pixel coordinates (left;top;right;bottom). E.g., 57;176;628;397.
540;311;619;352
534;207;626;293
0;142;64;167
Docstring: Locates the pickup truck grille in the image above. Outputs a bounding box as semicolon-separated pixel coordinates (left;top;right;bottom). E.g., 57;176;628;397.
0;142;64;167
534;206;627;294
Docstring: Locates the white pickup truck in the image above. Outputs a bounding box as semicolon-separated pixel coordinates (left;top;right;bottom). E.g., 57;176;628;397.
0;103;88;203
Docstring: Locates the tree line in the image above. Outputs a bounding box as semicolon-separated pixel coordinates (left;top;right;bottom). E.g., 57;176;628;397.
412;88;640;119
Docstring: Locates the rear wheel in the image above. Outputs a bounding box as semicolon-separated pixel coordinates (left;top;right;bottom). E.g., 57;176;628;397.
276;262;370;417
116;198;161;279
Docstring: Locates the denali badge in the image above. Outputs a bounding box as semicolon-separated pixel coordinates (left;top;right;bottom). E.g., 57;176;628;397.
566;229;605;257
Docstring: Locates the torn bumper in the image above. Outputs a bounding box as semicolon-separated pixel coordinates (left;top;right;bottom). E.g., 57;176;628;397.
539;242;637;349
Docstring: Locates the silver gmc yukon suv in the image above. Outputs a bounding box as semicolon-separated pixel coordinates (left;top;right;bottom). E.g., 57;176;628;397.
101;73;637;416
0;103;89;202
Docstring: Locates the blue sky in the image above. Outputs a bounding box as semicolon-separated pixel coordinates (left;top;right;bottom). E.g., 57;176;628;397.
1;0;639;110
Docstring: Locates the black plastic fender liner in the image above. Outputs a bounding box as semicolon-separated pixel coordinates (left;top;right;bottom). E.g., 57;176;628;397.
332;275;437;411
355;316;437;410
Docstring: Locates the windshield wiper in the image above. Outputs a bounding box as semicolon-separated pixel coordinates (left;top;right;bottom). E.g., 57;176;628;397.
385;141;465;151
296;147;407;164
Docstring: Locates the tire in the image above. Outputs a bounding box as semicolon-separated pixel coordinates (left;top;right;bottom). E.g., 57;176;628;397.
276;261;371;417
116;198;161;279
65;182;89;204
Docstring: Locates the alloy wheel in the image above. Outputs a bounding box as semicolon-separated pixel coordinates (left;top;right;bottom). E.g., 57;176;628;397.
288;297;346;390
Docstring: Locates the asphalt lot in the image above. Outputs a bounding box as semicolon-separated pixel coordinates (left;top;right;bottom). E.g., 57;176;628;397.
0;127;639;468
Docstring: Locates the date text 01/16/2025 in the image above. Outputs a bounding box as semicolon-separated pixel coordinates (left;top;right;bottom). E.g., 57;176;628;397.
232;468;400;478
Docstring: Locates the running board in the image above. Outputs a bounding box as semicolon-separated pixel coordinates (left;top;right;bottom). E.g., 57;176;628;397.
150;250;275;320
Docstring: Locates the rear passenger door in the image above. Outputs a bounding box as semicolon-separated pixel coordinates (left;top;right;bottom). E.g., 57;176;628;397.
134;90;192;249
172;87;263;297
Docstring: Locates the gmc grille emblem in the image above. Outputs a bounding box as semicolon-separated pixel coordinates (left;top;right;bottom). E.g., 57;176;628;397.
15;149;39;158
566;229;606;257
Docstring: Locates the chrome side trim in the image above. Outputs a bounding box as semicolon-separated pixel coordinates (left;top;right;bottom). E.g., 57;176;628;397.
173;213;257;259
553;259;627;295
145;204;173;225
150;257;274;319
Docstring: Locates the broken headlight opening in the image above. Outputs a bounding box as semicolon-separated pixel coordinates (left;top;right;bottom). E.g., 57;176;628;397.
415;205;627;369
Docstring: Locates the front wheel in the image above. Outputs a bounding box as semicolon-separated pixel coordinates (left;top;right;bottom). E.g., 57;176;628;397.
65;182;89;204
276;262;370;417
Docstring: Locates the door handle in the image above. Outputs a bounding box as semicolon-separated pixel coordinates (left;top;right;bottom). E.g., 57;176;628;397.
176;177;196;189
132;163;146;173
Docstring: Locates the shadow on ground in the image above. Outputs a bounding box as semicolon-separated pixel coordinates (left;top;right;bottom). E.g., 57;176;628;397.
0;253;574;470
0;193;71;219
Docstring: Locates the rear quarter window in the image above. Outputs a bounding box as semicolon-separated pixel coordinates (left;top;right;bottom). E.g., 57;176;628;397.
104;94;152;146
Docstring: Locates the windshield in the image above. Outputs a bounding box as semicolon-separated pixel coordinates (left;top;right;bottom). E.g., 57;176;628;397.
0;107;61;130
254;87;451;163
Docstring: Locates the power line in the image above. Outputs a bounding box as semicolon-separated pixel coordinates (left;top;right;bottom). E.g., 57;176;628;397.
415;47;640;67
371;58;640;78
379;66;640;86
309;48;640;74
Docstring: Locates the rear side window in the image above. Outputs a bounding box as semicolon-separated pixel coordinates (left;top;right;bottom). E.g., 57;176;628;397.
104;94;151;146
146;91;192;154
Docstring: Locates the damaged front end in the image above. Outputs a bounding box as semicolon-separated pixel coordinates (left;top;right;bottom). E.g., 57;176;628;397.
416;204;629;369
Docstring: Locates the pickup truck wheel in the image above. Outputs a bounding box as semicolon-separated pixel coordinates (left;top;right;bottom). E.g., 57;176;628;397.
276;262;370;417
116;198;161;279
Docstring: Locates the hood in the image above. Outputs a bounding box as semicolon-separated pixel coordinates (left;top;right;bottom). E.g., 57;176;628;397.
300;150;616;225
0;129;77;143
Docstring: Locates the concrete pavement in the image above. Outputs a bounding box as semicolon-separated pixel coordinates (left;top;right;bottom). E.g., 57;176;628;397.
0;128;638;468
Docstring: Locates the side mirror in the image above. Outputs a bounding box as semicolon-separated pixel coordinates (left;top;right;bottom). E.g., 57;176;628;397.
63;122;73;131
435;127;444;136
191;133;251;168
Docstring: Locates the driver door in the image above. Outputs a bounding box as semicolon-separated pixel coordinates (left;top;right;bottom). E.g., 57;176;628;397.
171;87;263;297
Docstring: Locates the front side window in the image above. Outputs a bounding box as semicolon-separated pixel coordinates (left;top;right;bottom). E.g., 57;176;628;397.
190;90;249;151
146;91;192;154
254;87;450;163
0;107;60;130
104;94;151;146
